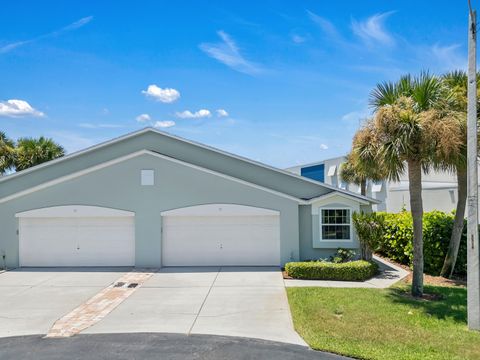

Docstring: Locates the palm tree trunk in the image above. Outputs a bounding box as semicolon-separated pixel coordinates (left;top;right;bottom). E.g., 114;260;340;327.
360;179;367;196
408;159;424;297
440;168;467;278
359;180;371;260
362;243;372;261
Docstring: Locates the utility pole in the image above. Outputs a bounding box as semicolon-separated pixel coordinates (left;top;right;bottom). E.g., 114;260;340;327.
467;0;480;331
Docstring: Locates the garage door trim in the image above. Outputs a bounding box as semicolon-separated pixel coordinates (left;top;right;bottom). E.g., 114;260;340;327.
16;205;134;218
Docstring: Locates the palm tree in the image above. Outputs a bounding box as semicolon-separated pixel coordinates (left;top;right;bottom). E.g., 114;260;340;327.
0;131;15;175
15;137;65;171
341;127;387;196
340;154;365;193
368;72;462;297
439;71;469;277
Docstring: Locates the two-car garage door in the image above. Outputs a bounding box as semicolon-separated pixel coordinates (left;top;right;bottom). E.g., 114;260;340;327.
17;204;281;267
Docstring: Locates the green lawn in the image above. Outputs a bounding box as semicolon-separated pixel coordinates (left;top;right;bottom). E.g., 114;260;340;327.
287;285;480;360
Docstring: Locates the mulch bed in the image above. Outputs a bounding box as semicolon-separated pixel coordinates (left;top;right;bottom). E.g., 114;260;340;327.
374;253;466;288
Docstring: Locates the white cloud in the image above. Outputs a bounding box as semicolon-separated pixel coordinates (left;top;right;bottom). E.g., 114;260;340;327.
199;31;263;75
136;113;151;122
58;16;93;33
0;16;93;54
341;108;371;123
351;12;395;46
135;113;175;129
142;85;180;103
428;43;466;71
307;10;340;39
175;109;211;119
319;144;328;150
0;99;44;117
154;120;175;128
291;34;307;44
216;109;229;117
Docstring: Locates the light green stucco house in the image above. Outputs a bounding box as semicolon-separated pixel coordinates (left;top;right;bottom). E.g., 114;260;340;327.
0;128;376;268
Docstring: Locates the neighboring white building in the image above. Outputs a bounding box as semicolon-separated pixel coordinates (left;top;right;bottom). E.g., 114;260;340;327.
286;156;462;213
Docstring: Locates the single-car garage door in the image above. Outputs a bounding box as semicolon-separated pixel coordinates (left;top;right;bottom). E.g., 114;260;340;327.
18;206;135;267
162;204;280;266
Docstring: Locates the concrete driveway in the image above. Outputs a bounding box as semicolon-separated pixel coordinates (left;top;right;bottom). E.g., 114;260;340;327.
0;268;129;338
84;267;305;345
0;267;305;346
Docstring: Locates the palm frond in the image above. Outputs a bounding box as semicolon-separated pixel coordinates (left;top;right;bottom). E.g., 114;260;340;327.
369;81;397;110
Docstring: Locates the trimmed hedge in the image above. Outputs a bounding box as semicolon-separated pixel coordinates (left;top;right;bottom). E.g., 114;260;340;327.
285;260;379;281
378;210;467;276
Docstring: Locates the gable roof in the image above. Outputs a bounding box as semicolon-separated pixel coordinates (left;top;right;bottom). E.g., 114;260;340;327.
0;127;377;204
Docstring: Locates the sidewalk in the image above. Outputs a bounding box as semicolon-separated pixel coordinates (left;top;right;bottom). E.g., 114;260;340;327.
284;256;409;288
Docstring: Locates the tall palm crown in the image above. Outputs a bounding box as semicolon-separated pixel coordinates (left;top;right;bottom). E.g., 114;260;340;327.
436;71;468;170
368;73;462;179
15;137;65;171
0;131;16;175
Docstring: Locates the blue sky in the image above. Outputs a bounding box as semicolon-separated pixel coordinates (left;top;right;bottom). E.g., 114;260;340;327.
0;0;468;167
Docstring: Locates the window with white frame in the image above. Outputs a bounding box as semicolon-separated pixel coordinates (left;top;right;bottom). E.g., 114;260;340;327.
320;208;351;240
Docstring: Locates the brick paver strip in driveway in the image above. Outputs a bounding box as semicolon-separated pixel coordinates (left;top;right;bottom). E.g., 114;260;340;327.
46;270;154;338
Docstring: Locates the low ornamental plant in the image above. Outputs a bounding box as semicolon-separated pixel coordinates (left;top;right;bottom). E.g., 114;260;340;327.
329;248;356;263
352;211;385;261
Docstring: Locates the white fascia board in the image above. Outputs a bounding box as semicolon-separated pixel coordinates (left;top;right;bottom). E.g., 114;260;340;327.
389;181;458;191
306;191;376;206
0;150;304;204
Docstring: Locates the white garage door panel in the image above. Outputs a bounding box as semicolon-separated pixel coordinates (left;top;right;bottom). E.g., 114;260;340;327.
20;218;76;266
162;215;280;266
19;217;135;267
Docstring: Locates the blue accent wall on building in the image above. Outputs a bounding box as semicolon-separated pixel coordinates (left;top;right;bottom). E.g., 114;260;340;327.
301;164;325;182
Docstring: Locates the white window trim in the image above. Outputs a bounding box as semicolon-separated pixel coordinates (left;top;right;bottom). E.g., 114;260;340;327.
319;206;353;242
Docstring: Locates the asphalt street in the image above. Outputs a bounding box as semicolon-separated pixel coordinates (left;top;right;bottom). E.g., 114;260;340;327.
0;333;351;360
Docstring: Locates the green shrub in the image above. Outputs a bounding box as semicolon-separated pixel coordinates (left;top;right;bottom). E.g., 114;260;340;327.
285;260;379;281
378;210;467;276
